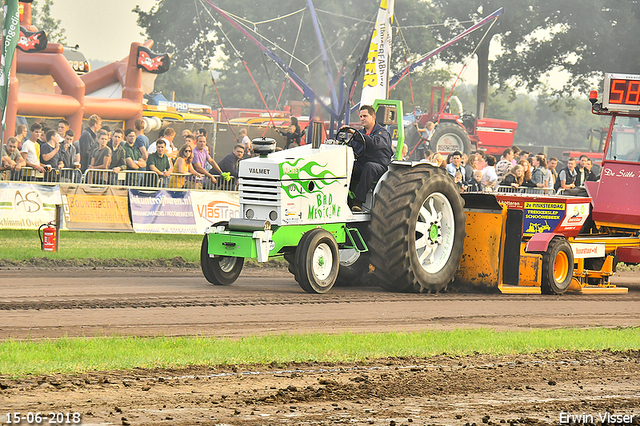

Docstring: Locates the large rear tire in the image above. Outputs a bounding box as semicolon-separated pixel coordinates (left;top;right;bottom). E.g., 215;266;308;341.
296;228;339;294
200;235;244;285
369;164;466;292
431;122;472;155
540;237;573;295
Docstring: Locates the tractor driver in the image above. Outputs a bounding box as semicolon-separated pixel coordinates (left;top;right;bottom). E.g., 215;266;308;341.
340;105;393;213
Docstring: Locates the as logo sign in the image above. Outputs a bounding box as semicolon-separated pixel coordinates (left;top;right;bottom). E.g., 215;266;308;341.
196;200;241;222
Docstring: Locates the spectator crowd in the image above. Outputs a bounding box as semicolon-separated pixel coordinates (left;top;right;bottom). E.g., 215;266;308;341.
419;146;599;195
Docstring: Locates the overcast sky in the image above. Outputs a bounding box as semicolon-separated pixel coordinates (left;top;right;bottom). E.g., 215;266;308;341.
50;0;157;63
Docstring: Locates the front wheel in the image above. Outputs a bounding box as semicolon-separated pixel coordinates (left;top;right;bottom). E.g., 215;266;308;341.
295;228;339;294
200;235;244;285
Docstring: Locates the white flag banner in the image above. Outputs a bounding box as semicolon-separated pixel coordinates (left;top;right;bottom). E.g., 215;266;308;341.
360;0;394;107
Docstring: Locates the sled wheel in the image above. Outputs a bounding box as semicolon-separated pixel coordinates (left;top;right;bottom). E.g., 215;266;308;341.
200;234;244;285
296;228;339;294
540;237;574;295
370;164;466;293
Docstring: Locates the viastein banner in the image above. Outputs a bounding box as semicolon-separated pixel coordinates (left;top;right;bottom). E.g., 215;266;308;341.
190;190;241;234
0;183;62;229
360;0;394;107
129;189;197;233
60;185;132;231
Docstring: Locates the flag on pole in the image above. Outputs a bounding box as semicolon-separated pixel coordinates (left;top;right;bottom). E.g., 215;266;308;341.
360;0;394;107
1;0;20;132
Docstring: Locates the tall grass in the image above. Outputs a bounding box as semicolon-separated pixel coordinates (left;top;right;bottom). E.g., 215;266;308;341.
1;328;638;377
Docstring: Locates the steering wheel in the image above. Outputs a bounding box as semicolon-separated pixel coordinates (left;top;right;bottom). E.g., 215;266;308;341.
336;127;356;146
338;127;365;157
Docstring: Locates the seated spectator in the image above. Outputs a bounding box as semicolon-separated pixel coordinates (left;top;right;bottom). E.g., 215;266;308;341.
500;164;524;188
40;130;64;182
147;139;172;187
480;155;497;190
89;130;112;184
1;137;26;180
218;144;244;180
170;144;202;189
466;169;483;192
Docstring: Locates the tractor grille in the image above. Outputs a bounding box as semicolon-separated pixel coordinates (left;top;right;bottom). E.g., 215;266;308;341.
239;177;281;206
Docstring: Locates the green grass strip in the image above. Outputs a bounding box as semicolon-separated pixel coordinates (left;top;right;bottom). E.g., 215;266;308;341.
0;229;202;262
1;328;638;377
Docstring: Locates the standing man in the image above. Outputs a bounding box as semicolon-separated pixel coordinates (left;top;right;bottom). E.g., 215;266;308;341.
79;114;102;172
123;128;146;186
57;120;70;143
149;127;178;160
556;157;577;191
480;155;498;191
89;130;112;170
1;137;26;181
218;144;244;179
40;130;64;182
192;134;223;187
21;123;45;173
109;129;127;175
146;139;172;187
15;124;27;148
495;148;514;185
446;151;466;181
59;130;80;182
134;118;150;161
575;155;589;187
339;105;393;212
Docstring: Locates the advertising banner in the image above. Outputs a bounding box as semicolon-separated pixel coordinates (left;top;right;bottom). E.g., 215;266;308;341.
190;190;241;234
61;185;132;231
523;201;565;236
360;0;394;106
129;189;197;233
0;182;61;229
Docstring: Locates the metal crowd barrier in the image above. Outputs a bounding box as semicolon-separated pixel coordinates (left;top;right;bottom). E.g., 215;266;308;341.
496;186;556;195
0;167;236;191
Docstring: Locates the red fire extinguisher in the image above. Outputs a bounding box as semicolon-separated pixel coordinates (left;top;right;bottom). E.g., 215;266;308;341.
38;221;57;252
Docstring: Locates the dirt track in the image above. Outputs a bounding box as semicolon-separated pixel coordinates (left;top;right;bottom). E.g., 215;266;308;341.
1;267;639;425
